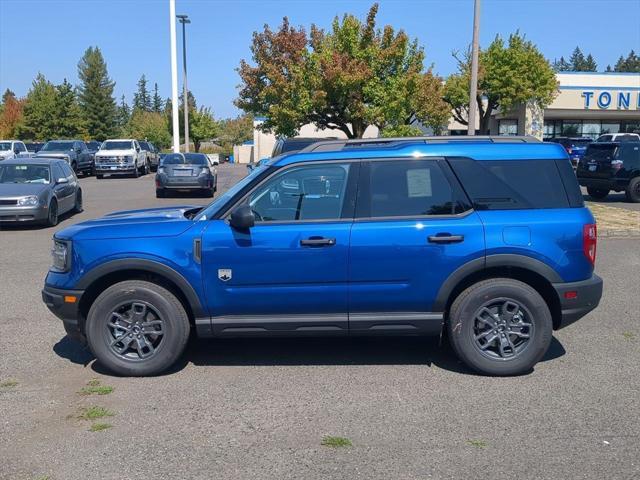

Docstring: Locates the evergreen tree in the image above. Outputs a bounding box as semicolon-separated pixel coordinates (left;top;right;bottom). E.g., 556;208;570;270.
152;83;163;113
133;74;152;111
584;54;597;72
116;94;131;132
54;79;84;138
569;46;586;70
553;56;571;72
17;73;58;140
606;65;613;72
614;50;640;72
77;46;117;140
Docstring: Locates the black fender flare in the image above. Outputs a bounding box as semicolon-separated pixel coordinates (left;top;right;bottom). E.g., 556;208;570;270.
432;254;563;312
76;258;206;318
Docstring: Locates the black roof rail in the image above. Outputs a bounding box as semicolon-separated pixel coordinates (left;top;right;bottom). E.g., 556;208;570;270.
299;135;541;153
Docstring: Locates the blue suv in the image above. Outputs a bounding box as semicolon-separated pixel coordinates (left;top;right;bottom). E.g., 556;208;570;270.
42;137;603;376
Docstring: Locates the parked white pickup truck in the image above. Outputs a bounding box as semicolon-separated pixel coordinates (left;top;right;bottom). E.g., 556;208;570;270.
94;139;149;179
0;140;30;160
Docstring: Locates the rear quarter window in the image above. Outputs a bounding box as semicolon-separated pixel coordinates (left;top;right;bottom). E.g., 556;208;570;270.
448;158;571;210
585;144;618;161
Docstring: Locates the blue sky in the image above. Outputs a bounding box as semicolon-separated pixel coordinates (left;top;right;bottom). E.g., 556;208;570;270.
1;0;639;118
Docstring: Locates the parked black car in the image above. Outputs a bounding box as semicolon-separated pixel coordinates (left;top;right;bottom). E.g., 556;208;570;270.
155;152;217;198
139;141;160;171
24;142;45;154
577;141;640;202
35;140;94;176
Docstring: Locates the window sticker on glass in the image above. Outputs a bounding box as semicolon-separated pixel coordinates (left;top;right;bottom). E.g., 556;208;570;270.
406;168;432;197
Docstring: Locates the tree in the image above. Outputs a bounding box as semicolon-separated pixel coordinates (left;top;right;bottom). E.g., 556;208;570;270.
152;83;163;113
236;3;449;138
116;94;131;133
133;74;152;112
584;54;597;72
126;110;171;149
189;107;218;152
164;90;197;143
569;46;587;71
218;114;253;155
53;79;84;138
17;73;58;140
553;56;571;72
77;46;117;140
443;32;558;134
0;89;24;139
614;50;640;72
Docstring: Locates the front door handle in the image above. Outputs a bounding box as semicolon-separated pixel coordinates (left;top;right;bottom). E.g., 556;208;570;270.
300;236;336;247
428;234;465;244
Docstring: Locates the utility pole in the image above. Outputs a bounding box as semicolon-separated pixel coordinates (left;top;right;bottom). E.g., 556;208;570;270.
177;14;191;152
467;0;481;136
169;0;180;152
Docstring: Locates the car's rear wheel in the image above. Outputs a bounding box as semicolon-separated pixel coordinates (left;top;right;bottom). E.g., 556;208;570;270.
45;199;58;227
85;280;190;376
625;177;640;203
587;187;609;200
156;189;165;198
73;189;83;213
447;278;552;376
96;174;103;180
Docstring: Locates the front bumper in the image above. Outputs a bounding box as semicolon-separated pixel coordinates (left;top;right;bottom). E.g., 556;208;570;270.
42;285;86;342
0;205;48;222
96;164;136;173
552;274;603;329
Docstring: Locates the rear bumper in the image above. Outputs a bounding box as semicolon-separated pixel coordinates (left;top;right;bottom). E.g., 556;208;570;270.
552;274;603;329
157;177;213;189
42;285;86;342
578;177;629;192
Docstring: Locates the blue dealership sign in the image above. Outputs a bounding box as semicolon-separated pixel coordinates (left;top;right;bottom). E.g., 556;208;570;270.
582;90;639;110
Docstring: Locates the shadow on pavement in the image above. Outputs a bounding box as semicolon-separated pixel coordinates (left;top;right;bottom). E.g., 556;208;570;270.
52;333;566;377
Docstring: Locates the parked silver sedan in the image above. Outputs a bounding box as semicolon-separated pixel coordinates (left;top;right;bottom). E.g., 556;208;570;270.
155;153;217;198
0;158;82;226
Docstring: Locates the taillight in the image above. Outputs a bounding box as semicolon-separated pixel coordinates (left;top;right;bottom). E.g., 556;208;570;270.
611;159;623;171
583;224;597;266
567;147;573;155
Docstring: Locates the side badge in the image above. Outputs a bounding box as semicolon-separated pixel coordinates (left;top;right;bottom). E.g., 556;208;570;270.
218;269;232;282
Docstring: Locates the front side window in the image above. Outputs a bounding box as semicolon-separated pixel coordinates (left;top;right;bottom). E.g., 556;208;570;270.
363;160;465;217
247;163;350;222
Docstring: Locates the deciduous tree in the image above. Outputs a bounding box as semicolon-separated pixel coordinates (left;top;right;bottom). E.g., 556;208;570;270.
126;110;171;149
0;89;24;139
189;107;218;152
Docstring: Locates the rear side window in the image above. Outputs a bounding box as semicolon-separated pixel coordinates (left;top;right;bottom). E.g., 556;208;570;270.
361;160;468;217
448;158;570;210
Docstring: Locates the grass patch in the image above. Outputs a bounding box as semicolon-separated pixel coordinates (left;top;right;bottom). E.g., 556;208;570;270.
89;422;113;432
467;439;487;448
586;202;640;233
79;379;114;396
0;379;18;388
623;332;635;341
78;406;115;421
321;436;352;448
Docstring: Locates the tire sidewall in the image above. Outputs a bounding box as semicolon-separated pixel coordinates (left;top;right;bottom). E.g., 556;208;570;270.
449;280;552;376
86;282;189;376
626;177;640;203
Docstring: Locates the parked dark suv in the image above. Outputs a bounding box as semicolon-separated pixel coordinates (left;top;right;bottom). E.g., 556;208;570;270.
42;136;602;377
577;141;640;202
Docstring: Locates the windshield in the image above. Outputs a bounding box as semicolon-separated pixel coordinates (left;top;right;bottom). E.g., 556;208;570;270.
42;141;74;151
139;142;150;150
161;153;208;165
0;164;51;184
0;142;11;151
86;141;100;150
102;141;133;150
195;165;267;221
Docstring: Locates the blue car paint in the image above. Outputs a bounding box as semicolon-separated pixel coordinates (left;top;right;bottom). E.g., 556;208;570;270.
45;140;595;331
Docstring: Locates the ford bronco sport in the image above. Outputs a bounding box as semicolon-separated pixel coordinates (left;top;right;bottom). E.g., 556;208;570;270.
42;136;603;376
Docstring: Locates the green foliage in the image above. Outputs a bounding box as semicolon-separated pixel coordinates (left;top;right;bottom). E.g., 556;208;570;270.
17;73;59;140
126;110;172;149
444;32;558;134
380;124;424;137
552;56;571;72
77;47;118;141
53;79;84;138
321;436;352;448
189;107;219;152
133;74;152;112
116;94;130;134
555;47;597;71
218;115;253;155
614;50;640;72
78;406;115;420
152;82;163;113
236;3;449;138
89;423;112;432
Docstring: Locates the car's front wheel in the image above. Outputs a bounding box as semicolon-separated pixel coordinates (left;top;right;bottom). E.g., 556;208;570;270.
587;187;609;200
447;278;552;376
73;189;83;213
85;280;190;376
45;198;58;227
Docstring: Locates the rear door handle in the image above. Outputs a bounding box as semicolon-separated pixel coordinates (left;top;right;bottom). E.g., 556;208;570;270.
300;237;336;247
428;234;465;244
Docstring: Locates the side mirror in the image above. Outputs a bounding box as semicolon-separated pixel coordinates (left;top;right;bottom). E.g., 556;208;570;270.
229;204;255;231
56;177;69;185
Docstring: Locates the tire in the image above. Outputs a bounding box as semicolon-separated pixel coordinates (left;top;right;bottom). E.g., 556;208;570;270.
85;280;190;376
156;189;165;198
447;278;552;376
96;174;104;180
73;189;83;213
45;198;58;227
625;177;640;203
144;161;150;175
133;164;140;178
204;187;214;198
587;187;609;200
71;161;78;173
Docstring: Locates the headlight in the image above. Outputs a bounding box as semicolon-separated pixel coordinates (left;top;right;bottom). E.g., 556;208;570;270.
51;239;71;272
199;167;210;175
124;155;134;163
18;195;40;206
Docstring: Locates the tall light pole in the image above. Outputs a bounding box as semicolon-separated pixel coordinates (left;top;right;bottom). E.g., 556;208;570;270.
177;14;191;152
169;0;180;152
467;0;481;136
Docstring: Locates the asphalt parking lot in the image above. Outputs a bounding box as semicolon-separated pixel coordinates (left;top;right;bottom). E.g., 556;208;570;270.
1;163;639;480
